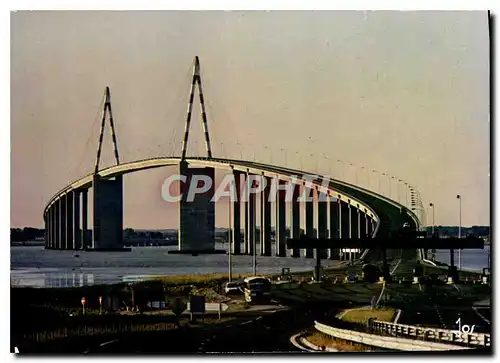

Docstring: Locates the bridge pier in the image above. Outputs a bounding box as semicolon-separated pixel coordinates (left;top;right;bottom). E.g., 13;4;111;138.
93;175;124;250
231;171;242;255
290;183;301;258
328;197;340;259
275;179;287;257
66;192;74;250
260;176;272;256
55;200;60;249
81;189;88;248
45;208;50;249
304;186;314;258
60;194;67;249
351;205;359;259
244;172;256;256
178;164;215;252
73;190;81;250
317;190;328;259
340;202;350;260
359;211;367;256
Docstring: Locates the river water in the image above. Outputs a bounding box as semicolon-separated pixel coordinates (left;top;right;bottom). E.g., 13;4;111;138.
10;244;490;288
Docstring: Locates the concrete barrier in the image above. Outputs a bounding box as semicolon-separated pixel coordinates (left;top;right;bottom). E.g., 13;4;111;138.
369;320;490;348
314;321;471;351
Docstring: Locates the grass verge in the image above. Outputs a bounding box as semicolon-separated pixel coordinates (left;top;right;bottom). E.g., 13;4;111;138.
339;307;396;323
305;331;373;352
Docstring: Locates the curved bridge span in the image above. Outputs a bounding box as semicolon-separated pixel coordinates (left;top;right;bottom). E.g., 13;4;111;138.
43;156;420;260
42;57;421;260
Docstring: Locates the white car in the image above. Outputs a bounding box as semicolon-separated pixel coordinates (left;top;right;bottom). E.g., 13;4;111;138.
224;281;243;295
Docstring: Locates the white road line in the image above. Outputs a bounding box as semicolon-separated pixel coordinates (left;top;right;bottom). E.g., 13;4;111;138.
472;307;491;325
100;339;119;347
391;259;402;275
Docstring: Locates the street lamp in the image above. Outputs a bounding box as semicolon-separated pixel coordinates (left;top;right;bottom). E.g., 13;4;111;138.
457;194;462;270
361;166;369;189
390;176;396;200
337;160;345;180
403;181;409;208
349;163;358;185
235;141;243;160
265;146;272;164
381;172;389;197
397;179;404;205
429;202;435;236
297;151;303;170
321;153;330;177
281;148;287;167
372;169;381;193
228;184;232;282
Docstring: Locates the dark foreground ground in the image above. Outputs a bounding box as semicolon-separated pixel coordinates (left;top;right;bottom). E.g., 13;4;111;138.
11;249;491;354
14;301;338;354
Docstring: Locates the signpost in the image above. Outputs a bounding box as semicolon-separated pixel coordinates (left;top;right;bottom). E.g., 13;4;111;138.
81;297;86;315
171;298;186;327
98;296;103;315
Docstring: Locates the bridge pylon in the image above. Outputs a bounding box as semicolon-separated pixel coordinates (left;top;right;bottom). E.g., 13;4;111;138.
95;86;121;175
92;86;124;250
180;56;213;160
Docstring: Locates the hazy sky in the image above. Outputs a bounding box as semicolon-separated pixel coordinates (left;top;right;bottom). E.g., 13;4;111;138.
11;11;489;228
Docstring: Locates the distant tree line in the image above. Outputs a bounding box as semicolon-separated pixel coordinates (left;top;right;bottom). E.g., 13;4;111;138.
426;226;490;237
11;228;45;242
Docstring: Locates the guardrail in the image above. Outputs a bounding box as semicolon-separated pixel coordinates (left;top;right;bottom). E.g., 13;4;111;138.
314;321;471;351
369;320;490;348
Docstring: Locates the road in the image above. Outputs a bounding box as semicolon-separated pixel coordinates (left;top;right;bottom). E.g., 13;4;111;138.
83;302;337;353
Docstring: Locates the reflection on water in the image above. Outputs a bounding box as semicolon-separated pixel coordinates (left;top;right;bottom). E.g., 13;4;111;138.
10;244;491;288
434;246;490;272
11;244;341;288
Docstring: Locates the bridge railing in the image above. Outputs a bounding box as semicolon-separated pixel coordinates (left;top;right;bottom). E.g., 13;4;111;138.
368;319;490;348
313;320;474;351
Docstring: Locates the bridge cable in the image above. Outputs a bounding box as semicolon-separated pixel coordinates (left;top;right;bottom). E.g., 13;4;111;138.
164;59;195;158
72;89;106;179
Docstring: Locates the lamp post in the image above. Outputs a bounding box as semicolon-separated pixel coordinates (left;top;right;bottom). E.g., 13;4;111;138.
281;148;287;167
228;183;232;282
236;141;243;160
337;160;345;180
372;170;381;193
390;176;396;200
349;163;358;185
404;182;409;208
397;179;404;205
265;146;272;164
321;153;330;177
381;173;389;197
296;151;303;170
361;166;369;189
429;202;435;236
457;194;462;270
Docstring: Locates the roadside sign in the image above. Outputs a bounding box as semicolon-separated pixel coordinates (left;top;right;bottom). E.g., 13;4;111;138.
187;302;229;312
81;297;86;305
189;295;206;314
98;296;102;305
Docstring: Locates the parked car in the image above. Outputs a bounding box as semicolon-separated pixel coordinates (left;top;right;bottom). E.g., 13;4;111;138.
224;280;243;295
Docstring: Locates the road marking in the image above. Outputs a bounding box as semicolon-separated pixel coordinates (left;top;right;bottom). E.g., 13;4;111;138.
472;307;490;325
100;339;119;347
391;259;402;275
